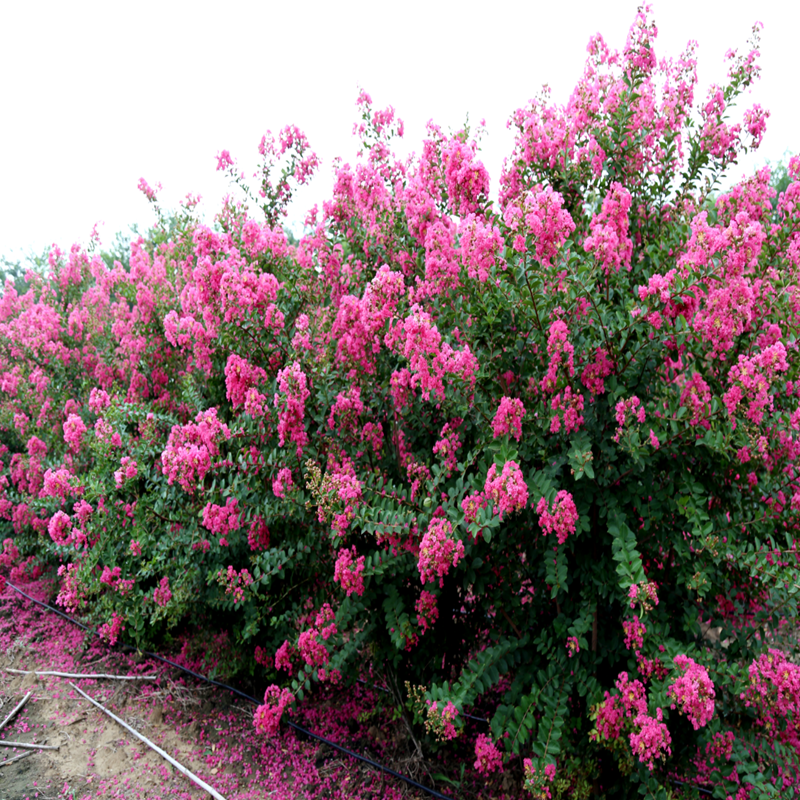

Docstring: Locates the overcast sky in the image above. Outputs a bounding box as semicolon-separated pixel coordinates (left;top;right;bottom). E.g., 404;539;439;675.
1;0;797;262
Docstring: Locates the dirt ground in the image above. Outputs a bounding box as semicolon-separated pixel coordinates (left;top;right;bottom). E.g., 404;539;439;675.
0;578;447;800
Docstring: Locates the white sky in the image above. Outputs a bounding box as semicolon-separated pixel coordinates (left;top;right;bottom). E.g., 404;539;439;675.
1;0;797;262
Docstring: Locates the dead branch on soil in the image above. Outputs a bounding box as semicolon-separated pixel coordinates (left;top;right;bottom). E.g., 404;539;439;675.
0;691;31;733
0;739;59;750
5;668;156;681
69;682;228;800
0;750;34;767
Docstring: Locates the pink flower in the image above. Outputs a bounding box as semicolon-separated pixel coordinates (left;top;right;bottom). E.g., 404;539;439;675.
418;518;465;587
247;517;270;551
298;629;330;667
584;182;633;275
474;734;503;774
129;540;142;556
274;362;310;457
98;612;125;646
113;456;138;488
333;546;366;597
425;700;460;740
461;492;487;525
623;616;646;652
272;467;293;499
274;641;296;675
153;576;172;607
566;636;580;657
492;396;526;440
415;590;439;633
629;708;672;770
48;511;72;546
591;692;624;742
484;461;528;516
253;685;294;737
667;655;715;729
536;491;578;545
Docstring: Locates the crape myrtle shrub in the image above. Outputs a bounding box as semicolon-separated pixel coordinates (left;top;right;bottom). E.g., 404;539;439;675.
1;6;800;796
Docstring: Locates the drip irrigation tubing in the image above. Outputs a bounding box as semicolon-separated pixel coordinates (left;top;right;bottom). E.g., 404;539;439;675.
5;580;454;800
4;579;722;798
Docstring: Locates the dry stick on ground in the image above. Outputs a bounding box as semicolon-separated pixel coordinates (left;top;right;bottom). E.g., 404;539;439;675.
5;669;156;681
0;740;59;750
0;691;31;733
0;750;34;768
69;682;227;800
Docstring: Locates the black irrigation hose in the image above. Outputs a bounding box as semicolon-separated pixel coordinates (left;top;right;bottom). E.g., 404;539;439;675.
4;580;454;800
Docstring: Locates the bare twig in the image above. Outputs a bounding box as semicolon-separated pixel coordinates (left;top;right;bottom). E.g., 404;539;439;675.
0;692;31;733
5;669;156;681
0;740;59;750
0;750;34;767
69;682;227;800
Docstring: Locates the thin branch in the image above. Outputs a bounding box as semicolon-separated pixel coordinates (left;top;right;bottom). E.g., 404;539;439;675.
69;682;227;800
5;669;156;681
0;692;31;734
0;750;34;768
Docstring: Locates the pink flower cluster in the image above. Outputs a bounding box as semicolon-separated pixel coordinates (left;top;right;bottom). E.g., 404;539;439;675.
216;565;253;604
591;692;624;741
247;516;270;551
113;456;138;488
623;616;646;652
566;636;580;657
432;420;462;476
541;321;575;393
741;648;800;723
667;654;715;729
333;546;366;597
536;491;578;545
549;386;584;434
442;138;490;217
153;576;172;607
418;518;465;587
389;309;479;403
98;612;125;646
459;214;504;282
202;497;242;546
63;413;87;452
425;700;460;741
473;733;503;774
253;685;294;737
580;348;614;395
415;590;439;634
297;604;337;669
503;185;575;266
274;361;310;457
522;760;556;800
224;354;267;408
272;467;293;499
461;492;488;525
613;396;646;442
274;641;296;675
629;708;672;770
492;396;526;440
328;386;364;434
484;461;528;516
723;342;789;428
628;581;659;613
160;408;231;492
584;182;633;275
88;388;111;413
